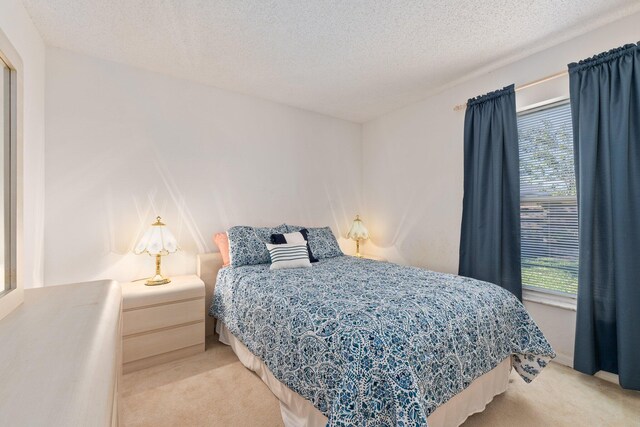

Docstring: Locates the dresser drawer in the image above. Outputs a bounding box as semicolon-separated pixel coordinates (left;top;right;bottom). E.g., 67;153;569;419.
123;321;204;363
122;297;204;336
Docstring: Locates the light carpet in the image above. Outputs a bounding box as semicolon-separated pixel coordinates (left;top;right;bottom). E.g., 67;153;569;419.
121;337;640;427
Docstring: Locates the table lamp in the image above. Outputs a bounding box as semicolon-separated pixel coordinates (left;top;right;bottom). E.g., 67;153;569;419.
347;215;369;258
134;216;178;285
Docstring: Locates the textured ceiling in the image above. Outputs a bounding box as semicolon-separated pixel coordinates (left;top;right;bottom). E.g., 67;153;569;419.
21;0;640;122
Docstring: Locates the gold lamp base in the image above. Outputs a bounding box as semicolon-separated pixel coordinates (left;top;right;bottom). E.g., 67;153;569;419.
355;239;362;258
145;275;171;286
144;254;171;286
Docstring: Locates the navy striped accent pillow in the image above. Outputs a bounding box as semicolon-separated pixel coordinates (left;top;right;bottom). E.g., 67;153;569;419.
266;242;312;270
270;229;319;263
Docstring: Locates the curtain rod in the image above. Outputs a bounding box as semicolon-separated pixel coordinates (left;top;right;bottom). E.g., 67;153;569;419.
453;70;568;112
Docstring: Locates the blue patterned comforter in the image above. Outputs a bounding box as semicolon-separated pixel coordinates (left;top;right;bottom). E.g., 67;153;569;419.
210;256;555;426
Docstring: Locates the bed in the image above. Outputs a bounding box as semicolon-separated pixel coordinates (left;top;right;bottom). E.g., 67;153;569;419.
197;253;554;427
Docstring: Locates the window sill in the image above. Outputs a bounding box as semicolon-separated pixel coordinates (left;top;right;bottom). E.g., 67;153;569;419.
523;288;577;311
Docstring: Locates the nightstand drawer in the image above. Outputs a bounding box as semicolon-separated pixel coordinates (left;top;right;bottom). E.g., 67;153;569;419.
123;321;204;363
122;297;204;336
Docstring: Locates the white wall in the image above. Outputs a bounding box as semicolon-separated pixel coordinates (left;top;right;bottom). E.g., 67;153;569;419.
0;0;46;288
38;8;639;363
362;12;640;366
44;48;362;285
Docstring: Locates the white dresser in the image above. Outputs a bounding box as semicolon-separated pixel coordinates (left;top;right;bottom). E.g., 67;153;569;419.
0;280;122;427
121;275;205;373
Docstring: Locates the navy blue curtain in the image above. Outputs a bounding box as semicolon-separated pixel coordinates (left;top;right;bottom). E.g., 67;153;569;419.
459;85;522;301
570;43;640;390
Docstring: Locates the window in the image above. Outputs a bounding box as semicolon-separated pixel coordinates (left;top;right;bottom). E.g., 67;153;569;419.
1;56;9;294
518;100;578;296
0;29;21;321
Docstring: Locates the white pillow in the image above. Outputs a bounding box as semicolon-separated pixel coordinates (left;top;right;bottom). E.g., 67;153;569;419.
280;231;306;244
266;242;312;270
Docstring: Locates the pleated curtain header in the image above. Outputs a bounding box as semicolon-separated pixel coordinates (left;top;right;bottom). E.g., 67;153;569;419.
466;84;515;108
568;42;640;73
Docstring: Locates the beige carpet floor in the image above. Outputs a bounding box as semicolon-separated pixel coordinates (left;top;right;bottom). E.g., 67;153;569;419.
122;337;640;427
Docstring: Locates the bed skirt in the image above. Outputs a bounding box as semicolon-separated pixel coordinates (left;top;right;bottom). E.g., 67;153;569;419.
216;321;511;427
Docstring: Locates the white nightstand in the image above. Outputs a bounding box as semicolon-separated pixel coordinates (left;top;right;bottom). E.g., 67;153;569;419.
121;275;205;373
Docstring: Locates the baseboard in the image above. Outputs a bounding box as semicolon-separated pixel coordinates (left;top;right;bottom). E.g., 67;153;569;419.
552;353;573;367
551;357;621;386
595;370;620;386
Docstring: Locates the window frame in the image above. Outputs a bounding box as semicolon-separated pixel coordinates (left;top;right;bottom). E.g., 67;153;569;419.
517;96;578;308
0;27;23;322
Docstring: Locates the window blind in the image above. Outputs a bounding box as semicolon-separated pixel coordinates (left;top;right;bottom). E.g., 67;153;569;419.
518;101;578;295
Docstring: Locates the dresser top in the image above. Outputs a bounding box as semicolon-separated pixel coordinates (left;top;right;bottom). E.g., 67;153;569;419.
121;274;205;310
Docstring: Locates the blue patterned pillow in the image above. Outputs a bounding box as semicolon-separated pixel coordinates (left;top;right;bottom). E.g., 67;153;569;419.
228;224;288;267
289;226;343;260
